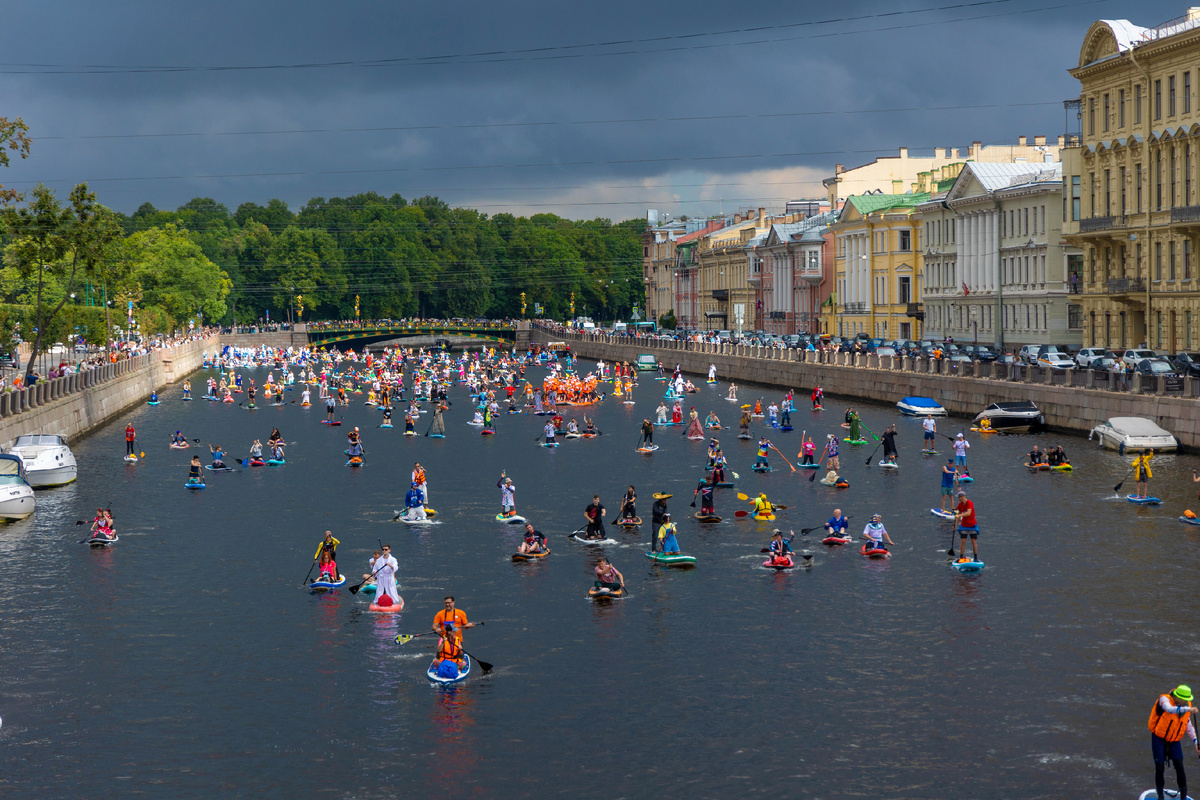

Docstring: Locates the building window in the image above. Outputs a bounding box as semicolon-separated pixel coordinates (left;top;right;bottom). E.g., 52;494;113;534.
1171;240;1177;280
1187;72;1193;114
898;230;911;251
898;276;911;303
1155;79;1162;120
1001;213;1006;237
1103;93;1111;131
1120;166;1127;214
1172;147;1178;207
1188;311;1193;349
1156;241;1163;280
1187;240;1193;280
1104;169;1111;215
1119;88;1126;127
1156;151;1163;210
1170;75;1177;117
1158;311;1163;348
1136;163;1143;212
1089;97;1096;135
1072;176;1082;220
1135;84;1143;124
1136;243;1143;279
1068;304;1083;330
1089;173;1096;217
1188;144;1194;205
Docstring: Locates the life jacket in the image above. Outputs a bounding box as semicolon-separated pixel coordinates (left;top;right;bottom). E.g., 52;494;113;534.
438;635;463;662
1149;695;1192;741
414;468;426;485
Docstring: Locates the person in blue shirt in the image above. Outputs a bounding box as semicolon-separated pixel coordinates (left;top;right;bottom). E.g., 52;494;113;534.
824;508;849;538
767;530;793;565
208;444;227;469
940;458;958;512
403;481;427;521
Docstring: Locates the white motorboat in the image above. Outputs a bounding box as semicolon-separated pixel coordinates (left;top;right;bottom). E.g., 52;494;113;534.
972;401;1043;432
0;454;35;519
896;396;946;416
7;433;78;488
1089;417;1177;454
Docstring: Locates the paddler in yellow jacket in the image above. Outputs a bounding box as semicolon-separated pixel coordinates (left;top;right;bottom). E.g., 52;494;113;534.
751;493;774;518
314;530;340;562
1132;449;1154;499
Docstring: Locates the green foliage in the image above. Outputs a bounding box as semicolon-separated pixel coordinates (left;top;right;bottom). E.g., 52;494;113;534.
125;224;232;324
659;309;678;330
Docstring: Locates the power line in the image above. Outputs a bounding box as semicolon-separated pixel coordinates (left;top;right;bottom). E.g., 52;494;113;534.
37;101;1060;141
0;0;1023;75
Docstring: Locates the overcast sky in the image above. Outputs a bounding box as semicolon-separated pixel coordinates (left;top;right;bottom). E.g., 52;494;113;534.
0;0;1183;220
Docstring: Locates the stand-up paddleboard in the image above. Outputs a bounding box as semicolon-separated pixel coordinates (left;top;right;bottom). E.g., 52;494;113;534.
205;465;235;472
797;463;820;469
186;480;205;490
822;535;851;546
427;654;472;685
588;586;626;599
266;459;286;466
368;595;404;613
736;433;752;440
147;400;160;406
496;514;525;524
694;513;721;522
571;533;615;545
512;549;550;561
958;475;974;483
123;454;138;463
636;445;659;453
310;574;346;593
616;517;642;527
952;558;985;574
921;449;938;455
878;461;899;469
1180;516;1200;526
1137;790;1190;799
86;534;118;547
763;556;795;570
321;420;342;426
752;466;773;473
645;551;697;567
843;438;867;445
430;433;445;439
930;508;957;520
540;441;559;448
1051;464;1074;471
860;543;890;559
1127;495;1162;505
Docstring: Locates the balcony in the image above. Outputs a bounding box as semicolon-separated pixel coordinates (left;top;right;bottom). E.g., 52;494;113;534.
844;302;868;314
1171;205;1200;224
1106;277;1146;294
905;302;924;320
1079;215;1125;233
711;289;729;301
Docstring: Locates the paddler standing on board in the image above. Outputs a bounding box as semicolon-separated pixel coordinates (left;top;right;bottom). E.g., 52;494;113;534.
497;472;517;518
432;595;474;637
1133;449;1155;499
650;492;670;552
373;544;400;609
314;530;340;568
640;418;654;448
1148;685;1200;800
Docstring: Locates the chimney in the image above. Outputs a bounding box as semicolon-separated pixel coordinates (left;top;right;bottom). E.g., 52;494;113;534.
1189;6;1200;21
935;148;946;159
899;147;909;158
757;207;765;226
971;140;982;159
892;179;904;193
734;213;742;223
1018;135;1027;146
835;164;845;175
1057;135;1066;146
1034;135;1047;146
951;148;960;158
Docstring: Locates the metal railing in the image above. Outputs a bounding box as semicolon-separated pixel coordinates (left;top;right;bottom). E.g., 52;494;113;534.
1170;205;1200;223
1106;277;1146;294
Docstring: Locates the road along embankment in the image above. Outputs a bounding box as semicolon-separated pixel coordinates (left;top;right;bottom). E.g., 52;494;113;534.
532;327;1200;450
0;336;218;449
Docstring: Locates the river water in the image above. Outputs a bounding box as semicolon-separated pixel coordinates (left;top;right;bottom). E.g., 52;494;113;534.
1;360;1197;799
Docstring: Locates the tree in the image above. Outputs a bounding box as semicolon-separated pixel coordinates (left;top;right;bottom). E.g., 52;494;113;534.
659;309;677;330
0;116;31;207
126;223;231;326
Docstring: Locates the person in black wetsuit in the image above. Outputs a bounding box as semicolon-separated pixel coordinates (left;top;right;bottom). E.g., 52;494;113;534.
695;478;716;517
881;425;898;464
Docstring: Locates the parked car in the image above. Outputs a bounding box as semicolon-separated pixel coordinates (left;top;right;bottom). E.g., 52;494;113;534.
1172;351;1200;377
0;351;17;369
1087;356;1119;372
1121;349;1158;368
997;353;1021;365
1038;352;1075;370
971;345;998;362
1135;358;1179;378
1075;347;1109;367
874;346;898;358
1017;344;1040;364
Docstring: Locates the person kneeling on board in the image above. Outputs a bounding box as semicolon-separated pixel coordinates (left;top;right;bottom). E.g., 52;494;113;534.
404;481;427;521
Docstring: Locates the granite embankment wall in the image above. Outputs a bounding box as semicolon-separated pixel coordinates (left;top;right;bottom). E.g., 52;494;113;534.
0;336;218;449
532;329;1200;449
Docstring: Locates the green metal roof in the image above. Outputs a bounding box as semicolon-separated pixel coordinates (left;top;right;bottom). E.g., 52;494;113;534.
845;192;931;216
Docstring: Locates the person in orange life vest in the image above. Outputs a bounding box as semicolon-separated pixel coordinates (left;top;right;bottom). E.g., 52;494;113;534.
125;424;136;455
433;621;465;669
432;595;475;639
1149;685;1199;800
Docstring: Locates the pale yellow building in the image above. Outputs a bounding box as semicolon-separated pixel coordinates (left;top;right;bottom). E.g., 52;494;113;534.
1062;10;1200;351
697;209;770;333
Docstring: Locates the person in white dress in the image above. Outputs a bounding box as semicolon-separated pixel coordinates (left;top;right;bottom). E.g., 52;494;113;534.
374;545;400;605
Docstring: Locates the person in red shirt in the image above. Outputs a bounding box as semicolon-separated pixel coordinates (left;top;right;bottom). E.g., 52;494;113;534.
124;424;136;455
953;490;980;561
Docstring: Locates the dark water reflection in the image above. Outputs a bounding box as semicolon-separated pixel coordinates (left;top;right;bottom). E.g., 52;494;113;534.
0;362;1196;798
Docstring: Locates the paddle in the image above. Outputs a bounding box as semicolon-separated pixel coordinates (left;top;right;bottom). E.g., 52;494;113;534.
461;646;493;673
1113;462;1138;493
865;439;883;466
396;631;438;645
808;446;828;483
769;443;796;473
349;560;388;595
859;420;880;442
946;516;959;556
302;557;319;586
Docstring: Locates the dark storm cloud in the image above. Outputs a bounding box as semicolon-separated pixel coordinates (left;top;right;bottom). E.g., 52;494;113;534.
0;0;1182;218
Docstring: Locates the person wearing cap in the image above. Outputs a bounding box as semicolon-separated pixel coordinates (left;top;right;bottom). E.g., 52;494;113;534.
403;481;427;521
952;432;971;475
1149;685;1200;800
517;522;547;555
656;513;680;554
694;477;716;517
583;494;607;540
497;472;516;518
768;530;793;565
650;492;671;552
862;514;894;550
940;459;958;512
953;491;980;560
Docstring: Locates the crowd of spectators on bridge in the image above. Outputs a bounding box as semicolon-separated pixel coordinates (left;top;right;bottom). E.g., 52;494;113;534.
306;318;516;331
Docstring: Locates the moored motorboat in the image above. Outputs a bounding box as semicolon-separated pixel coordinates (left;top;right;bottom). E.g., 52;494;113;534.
7;433;78;489
972;401;1043;432
0;454;35;519
1089;417;1178;454
896;396;946;417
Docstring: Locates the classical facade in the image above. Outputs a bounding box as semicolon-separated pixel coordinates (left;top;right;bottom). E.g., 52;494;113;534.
829;194;929;341
1062;11;1200;352
919;162;1082;350
751;211;837;335
642;220;686;325
697;209;770;333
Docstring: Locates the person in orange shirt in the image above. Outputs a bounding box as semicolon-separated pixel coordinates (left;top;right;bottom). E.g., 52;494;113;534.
432;595;475;639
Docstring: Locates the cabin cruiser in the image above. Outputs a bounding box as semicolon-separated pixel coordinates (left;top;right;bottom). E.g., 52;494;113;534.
0;453;35;519
1089;417;1177;454
7;433;77;488
896;396;946;416
972;401;1043;432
